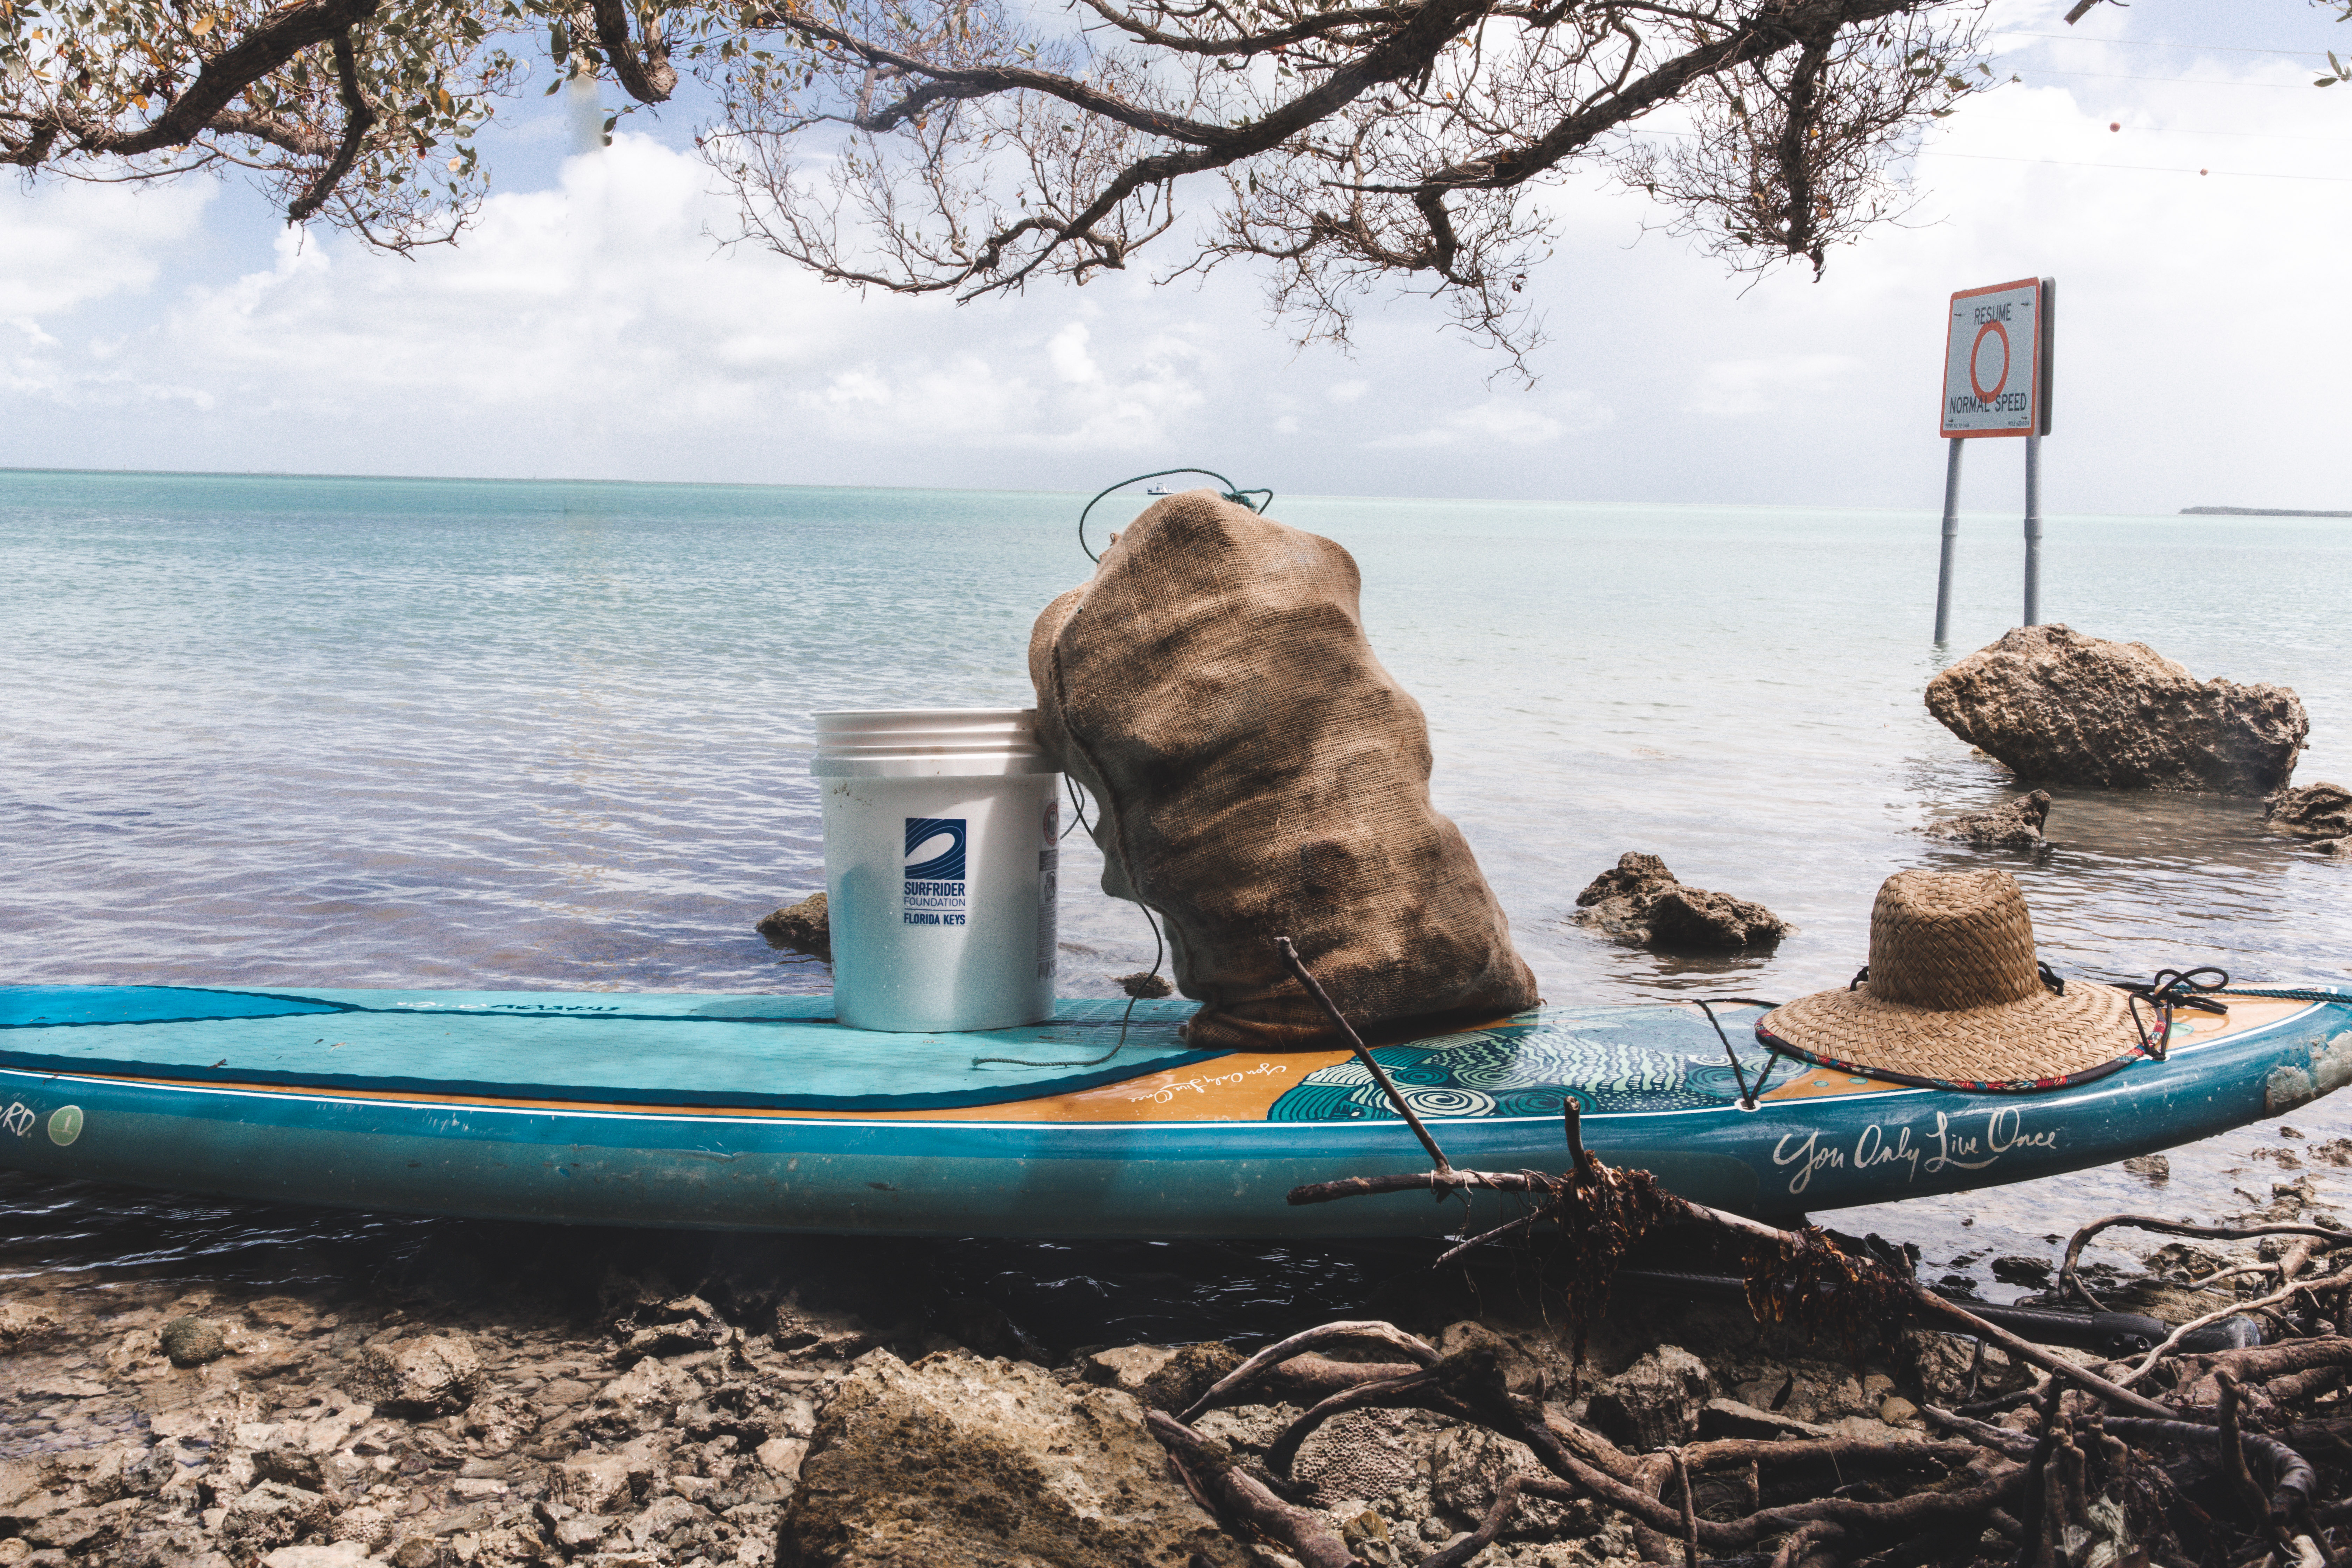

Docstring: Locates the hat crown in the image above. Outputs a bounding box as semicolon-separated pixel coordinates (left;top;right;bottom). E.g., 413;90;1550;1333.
1866;869;2040;1011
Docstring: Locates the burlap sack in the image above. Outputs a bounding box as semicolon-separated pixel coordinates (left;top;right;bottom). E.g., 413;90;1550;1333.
1029;489;1539;1051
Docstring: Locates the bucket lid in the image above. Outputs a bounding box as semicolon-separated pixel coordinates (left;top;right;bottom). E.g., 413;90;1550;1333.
811;708;1054;776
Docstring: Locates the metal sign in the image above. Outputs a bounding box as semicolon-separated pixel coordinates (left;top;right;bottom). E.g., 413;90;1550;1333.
1940;278;2053;438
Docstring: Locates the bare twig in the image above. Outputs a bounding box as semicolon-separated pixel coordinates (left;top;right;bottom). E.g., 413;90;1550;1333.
1275;934;1453;1174
1177;1318;1440;1423
2058;1214;2344;1311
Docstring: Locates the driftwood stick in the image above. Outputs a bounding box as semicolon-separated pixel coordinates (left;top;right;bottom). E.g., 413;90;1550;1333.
2100;1418;2317;1525
1434;1206;1551;1267
1523;1469;2026;1553
1921;1405;2039;1459
1907;1290;2175;1419
1144;1410;1361;1568
1177;1318;1440;1423
2058;1214;2346;1312
1680;1435;1986;1474
1275;934;1454;1175
1672;1450;1701;1568
1770;1520;1846;1568
1291;1167;2176;1416
2219;1370;2296;1555
1416;1474;1521;1568
2114;1277;2352;1390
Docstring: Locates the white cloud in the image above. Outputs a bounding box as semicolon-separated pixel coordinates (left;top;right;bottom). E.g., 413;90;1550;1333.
1373;393;1614;449
1687;355;1862;417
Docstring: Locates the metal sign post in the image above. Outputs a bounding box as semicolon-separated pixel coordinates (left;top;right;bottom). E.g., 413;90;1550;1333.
1933;276;2055;642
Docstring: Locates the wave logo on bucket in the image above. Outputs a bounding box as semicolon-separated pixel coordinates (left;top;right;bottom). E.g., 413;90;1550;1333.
903;818;968;926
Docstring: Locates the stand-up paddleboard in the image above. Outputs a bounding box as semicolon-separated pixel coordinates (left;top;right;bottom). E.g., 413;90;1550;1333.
2;984;2347;1238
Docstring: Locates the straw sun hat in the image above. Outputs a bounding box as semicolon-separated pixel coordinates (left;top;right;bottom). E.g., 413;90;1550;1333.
1756;869;2155;1091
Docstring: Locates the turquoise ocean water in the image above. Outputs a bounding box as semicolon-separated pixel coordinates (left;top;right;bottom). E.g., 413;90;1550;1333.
5;467;2351;1336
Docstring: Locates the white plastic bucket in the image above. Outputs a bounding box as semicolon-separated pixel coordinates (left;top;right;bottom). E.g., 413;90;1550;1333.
811;709;1061;1032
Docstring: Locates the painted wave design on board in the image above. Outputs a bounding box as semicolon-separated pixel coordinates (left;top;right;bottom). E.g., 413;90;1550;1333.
1262;1010;1746;1122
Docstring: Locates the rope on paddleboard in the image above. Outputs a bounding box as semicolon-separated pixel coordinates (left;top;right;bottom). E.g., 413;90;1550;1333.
2120;966;2231;1062
1077;468;1272;562
1693;997;1788;1110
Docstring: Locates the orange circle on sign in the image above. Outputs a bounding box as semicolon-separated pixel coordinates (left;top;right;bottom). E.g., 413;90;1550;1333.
1969;320;2011;405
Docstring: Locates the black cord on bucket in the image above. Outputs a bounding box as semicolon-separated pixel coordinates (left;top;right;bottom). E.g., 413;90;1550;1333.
972;857;1170;1071
1078;469;1272;562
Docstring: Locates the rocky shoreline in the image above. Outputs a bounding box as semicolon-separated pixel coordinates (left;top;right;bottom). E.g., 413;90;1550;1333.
6;1151;2348;1568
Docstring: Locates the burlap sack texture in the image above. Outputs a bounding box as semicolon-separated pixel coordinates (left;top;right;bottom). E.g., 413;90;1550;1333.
1028;489;1540;1052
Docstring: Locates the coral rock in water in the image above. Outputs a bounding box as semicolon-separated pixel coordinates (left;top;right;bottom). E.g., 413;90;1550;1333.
2267;781;2352;839
1572;853;1790;951
756;891;831;963
1924;624;2307;794
1923;789;2053;852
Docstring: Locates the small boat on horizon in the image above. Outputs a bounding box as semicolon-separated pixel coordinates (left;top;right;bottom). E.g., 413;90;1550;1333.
3;982;2346;1238
1145;483;1170;494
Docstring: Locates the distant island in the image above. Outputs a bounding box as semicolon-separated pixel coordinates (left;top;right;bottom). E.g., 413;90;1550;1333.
2181;506;2352;517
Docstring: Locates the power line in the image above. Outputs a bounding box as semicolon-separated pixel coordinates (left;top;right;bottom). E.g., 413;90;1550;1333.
2008;67;2331;88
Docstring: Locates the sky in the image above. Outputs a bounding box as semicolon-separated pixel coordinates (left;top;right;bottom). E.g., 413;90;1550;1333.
2;0;2346;511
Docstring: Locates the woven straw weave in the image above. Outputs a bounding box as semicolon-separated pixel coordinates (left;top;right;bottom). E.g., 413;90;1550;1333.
1759;869;2146;1084
1028;490;1539;1052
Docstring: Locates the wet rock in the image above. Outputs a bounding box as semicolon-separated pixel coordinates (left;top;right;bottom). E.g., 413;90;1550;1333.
1429;1425;1597;1544
771;1297;876;1362
328;1504;397;1550
1583;1345;1713;1452
756;892;831;963
0;1298;61;1346
778;1348;1249;1568
1118;971;1174;999
1138;1342;1246;1414
1924;623;2307;794
1924;789;2052;853
1570;853;1790;951
2268;782;2352;839
1435;1322;1546;1400
1080;1344;1177;1394
160;1315;230;1367
348;1334;484;1416
1899;1331;2030;1406
2316;838;2352;860
260;1545;373;1568
611;1294;741;1365
221;1480;332;1550
1989;1256;2051;1287
2122;1154;2170;1181
597;1355;703;1429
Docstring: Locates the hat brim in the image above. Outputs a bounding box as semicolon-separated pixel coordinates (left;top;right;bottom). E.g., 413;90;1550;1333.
1757;980;2157;1092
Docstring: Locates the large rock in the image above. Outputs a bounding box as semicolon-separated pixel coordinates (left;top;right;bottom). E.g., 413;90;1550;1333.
346;1334;484;1416
778;1349;1249;1568
1924;624;2306;793
1923;789;2052;853
1582;1345;1714;1452
757;893;832;963
2267;783;2352;840
1571;853;1789;951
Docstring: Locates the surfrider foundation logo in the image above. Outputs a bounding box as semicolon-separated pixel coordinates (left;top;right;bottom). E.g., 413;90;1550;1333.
903;818;968;926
